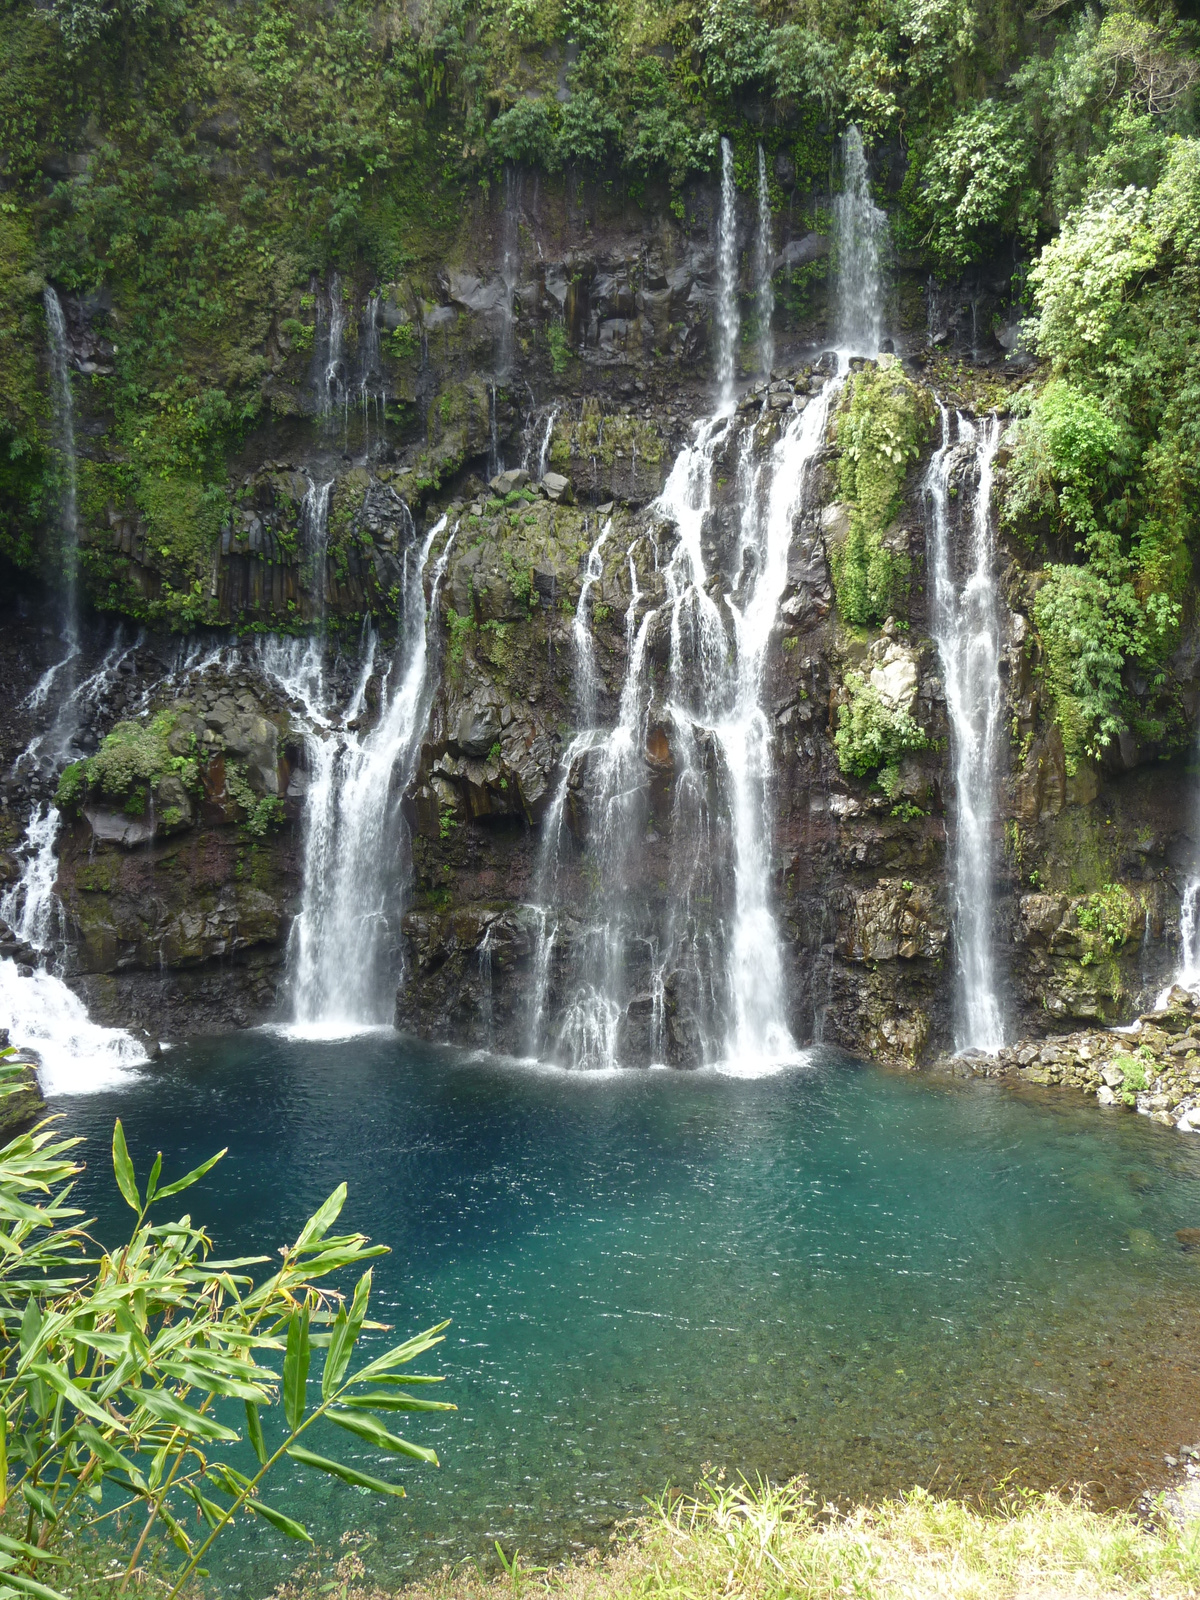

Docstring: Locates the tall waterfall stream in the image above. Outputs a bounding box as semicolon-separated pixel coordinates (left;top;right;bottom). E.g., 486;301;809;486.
525;126;884;1072
925;407;1006;1051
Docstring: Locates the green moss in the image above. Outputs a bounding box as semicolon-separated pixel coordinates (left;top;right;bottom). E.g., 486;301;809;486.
831;359;932;627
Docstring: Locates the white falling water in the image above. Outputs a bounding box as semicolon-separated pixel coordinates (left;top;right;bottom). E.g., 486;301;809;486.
1162;881;1200;1005
0;962;145;1097
497;167;520;379
833;126;887;356
317;273;346;421
359;291;384;450
1;805;63;951
715;137;740;411
572;519;611;730
524;119;895;1073
265;518;455;1035
43;287;79;630
755;145;774;379
1;773;144;1098
300;477;334;623
536;406;560;480
926;405;1006;1052
1159;724;1200;1004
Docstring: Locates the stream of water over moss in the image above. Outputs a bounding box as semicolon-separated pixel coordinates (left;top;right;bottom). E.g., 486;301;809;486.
60;1035;1200;1592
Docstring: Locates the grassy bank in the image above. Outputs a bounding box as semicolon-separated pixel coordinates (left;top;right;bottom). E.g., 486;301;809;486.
270;1476;1200;1600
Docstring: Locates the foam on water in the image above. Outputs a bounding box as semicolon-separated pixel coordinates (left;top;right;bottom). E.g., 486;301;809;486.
0;960;143;1096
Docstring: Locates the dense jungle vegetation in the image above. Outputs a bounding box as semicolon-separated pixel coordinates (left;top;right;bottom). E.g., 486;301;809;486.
1;0;1198;765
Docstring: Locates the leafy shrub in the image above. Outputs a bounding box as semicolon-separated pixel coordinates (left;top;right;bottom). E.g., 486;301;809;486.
51;0;156;55
546;322;570;373
834;669;929;793
1076;883;1140;951
0;1052;450;1595
700;0;768;96
488;99;559;168
557;91;620;166
1029;186;1159;371
280;316;315;353
55;713;193;813
1113;1049;1149;1105
916;100;1037;271
1011;382;1180;768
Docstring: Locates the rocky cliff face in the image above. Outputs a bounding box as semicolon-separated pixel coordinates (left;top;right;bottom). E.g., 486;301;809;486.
3;186;1196;1066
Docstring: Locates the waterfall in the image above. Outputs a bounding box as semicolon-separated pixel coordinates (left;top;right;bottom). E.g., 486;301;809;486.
317;272;346;421
2;658;147;1094
524;404;560;480
755;145;774;379
1;802;145;1096
1177;883;1200;990
1160;732;1200;1002
833;126;887;357
488;385;503;479
359;291;383;449
715;137;740;410
529;385;842;1072
43;288;80;633
301;477;334;623
522;122;890;1072
267;517;455;1034
572;519;611;730
497;166;519;379
925;405;1006;1052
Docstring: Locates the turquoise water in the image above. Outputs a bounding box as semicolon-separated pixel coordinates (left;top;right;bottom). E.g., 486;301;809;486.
59;1034;1200;1591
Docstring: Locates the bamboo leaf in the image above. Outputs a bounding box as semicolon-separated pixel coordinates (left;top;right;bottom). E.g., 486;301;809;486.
75;1425;148;1493
0;1537;64;1566
19;1484;56;1524
322;1268;371;1399
326;1408;439;1464
243;1500;312;1542
153;1149;226;1202
244;1400;267;1465
348;1323;450;1387
136;1387;239;1442
111;1122;140;1213
293;1186;346;1251
26;1365;115;1428
286;1445;405;1498
145;1152;162;1203
283;1306;310;1432
19;1300;40;1361
3;1569;71;1600
337;1393;456;1413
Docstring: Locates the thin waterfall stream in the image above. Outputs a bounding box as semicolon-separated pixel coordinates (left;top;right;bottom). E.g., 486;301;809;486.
925;406;1006;1051
755;144;774;379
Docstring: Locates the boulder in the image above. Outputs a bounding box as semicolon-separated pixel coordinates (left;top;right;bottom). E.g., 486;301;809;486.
489;468;530;496
540;471;573;503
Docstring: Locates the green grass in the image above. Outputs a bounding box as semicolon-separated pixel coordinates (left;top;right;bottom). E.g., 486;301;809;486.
268;1474;1200;1600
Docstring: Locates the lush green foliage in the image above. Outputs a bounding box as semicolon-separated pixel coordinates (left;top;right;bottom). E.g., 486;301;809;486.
1;0;1199;694
0;1052;450;1597
830;359;930;628
1009;111;1200;764
834;669;929;793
